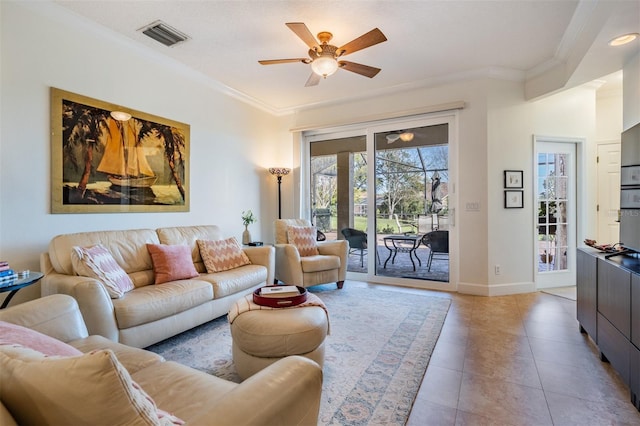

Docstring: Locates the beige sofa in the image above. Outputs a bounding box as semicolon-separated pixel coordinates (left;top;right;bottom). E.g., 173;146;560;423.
0;294;322;425
40;225;274;348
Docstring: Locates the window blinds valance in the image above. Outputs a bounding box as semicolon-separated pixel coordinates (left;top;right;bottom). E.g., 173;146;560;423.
290;101;465;132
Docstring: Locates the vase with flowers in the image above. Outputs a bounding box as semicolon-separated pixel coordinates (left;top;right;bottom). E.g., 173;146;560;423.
241;210;256;244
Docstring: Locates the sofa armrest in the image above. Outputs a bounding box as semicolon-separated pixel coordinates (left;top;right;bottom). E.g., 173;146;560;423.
0;294;89;343
69;335;164;374
243;246;275;285
0;402;17;426
189;356;322;426
40;272;119;342
317;239;348;256
274;244;303;284
317;240;349;280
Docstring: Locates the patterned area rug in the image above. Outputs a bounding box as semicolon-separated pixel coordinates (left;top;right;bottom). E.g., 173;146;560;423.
146;285;450;425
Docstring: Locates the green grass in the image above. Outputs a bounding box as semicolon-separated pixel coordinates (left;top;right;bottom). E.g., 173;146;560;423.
328;216;415;233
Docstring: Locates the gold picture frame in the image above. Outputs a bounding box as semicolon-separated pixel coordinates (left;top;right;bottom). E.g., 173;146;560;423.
50;88;190;213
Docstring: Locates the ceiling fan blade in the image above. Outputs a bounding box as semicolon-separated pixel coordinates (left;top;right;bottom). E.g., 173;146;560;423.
286;22;318;49
258;58;310;65
305;72;321;87
337;28;387;56
339;61;381;78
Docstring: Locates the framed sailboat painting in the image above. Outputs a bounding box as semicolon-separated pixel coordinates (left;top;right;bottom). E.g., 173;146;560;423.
50;88;190;213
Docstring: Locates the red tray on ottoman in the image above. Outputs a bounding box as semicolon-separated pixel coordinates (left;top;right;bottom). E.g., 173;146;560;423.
253;285;307;308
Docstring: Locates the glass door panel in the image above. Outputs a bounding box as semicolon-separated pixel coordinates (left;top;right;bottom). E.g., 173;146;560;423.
374;124;450;282
535;140;576;289
310;135;368;273
537;153;569;271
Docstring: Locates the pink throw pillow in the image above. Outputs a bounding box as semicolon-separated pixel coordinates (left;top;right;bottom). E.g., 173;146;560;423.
287;225;319;257
0;321;82;357
197;238;251;273
71;244;134;299
146;244;199;284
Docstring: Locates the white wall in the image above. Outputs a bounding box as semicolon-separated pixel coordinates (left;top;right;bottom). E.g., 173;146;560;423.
0;2;291;305
623;53;640;130
596;84;623;142
294;76;604;295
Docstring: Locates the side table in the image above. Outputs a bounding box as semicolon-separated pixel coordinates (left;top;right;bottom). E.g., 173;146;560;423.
383;235;422;271
0;271;44;309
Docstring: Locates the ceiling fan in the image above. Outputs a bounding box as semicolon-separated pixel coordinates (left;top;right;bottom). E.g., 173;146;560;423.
259;22;387;87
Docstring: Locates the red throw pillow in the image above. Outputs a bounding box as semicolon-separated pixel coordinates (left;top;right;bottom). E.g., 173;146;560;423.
146;244;199;284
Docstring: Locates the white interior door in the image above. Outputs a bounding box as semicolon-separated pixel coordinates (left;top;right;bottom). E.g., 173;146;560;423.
597;142;621;244
535;140;577;289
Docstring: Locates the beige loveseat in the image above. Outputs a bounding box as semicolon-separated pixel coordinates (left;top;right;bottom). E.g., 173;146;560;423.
0;294;322;425
40;225;274;348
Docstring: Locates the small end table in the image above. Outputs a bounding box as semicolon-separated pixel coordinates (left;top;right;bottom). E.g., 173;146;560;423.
0;271;44;309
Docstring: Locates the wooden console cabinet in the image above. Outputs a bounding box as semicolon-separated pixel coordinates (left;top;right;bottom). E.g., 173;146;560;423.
577;247;640;410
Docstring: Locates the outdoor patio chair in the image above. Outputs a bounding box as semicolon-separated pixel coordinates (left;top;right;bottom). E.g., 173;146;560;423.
341;228;368;267
421;230;449;271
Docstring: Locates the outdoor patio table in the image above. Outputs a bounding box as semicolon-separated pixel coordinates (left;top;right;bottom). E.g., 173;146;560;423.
383;235;422;271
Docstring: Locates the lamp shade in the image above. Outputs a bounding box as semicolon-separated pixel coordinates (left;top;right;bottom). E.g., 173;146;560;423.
268;167;291;177
311;56;339;78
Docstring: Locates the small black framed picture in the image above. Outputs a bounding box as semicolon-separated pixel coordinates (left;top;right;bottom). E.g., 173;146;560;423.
504;170;523;188
504;190;524;208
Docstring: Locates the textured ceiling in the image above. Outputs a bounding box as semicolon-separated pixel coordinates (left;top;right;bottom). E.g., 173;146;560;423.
53;0;638;114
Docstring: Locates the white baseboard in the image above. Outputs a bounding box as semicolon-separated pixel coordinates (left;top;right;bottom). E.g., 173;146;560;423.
458;281;536;296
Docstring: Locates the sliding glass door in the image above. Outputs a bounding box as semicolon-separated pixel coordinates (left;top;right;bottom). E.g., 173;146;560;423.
309;135;367;253
374;125;449;282
305;114;455;289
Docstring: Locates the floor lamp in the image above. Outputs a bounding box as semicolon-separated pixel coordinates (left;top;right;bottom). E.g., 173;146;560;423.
268;167;291;219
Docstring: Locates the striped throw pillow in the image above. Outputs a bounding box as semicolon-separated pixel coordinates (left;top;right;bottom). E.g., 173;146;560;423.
197;238;251;273
287;225;319;257
71;244;134;298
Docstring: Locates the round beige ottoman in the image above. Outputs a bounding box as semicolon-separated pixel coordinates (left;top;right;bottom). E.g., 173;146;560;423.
230;304;328;380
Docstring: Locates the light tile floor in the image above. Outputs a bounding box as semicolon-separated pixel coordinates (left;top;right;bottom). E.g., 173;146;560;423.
347;281;640;425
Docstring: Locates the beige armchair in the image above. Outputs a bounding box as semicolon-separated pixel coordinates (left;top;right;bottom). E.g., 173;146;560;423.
274;219;348;289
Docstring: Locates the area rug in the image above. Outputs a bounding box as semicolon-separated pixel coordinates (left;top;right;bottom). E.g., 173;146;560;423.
146;285;450;425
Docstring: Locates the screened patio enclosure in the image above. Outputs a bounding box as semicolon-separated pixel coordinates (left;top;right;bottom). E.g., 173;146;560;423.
309;123;450;282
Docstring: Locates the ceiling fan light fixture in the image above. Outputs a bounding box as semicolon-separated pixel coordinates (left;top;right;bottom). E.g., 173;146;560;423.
311;55;339;78
399;131;414;142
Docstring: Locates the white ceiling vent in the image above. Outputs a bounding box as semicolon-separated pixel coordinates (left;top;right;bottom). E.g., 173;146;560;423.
139;20;189;47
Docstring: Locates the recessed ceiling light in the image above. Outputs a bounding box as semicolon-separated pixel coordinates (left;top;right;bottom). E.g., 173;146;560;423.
608;33;639;47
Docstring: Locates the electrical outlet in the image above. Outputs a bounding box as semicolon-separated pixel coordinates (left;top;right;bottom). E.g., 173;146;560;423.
495;265;501;275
